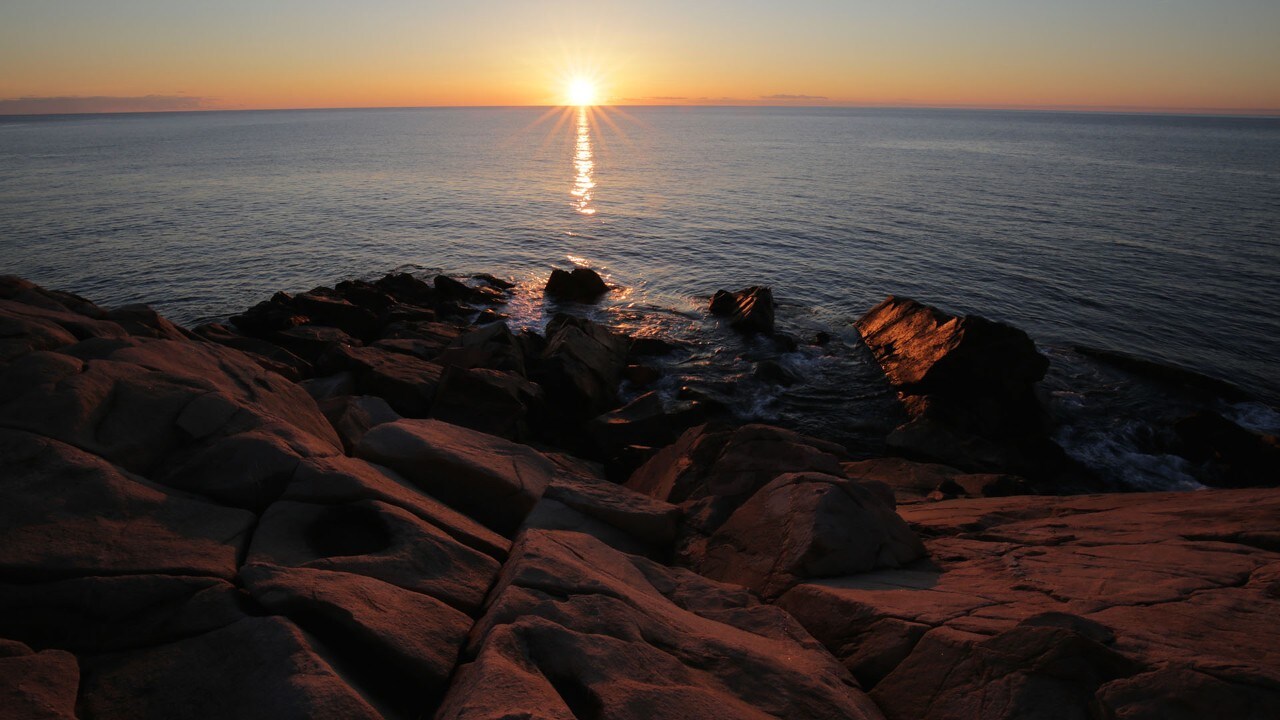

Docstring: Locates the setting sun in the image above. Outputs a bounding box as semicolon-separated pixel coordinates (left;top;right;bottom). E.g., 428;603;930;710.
567;77;599;106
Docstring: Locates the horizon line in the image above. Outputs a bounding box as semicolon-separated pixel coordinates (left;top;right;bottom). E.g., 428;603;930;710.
3;102;1279;120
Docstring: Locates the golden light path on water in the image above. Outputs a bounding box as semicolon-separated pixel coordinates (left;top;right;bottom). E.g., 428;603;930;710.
571;107;596;215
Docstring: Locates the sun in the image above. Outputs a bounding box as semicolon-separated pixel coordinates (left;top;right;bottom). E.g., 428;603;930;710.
567;77;599;106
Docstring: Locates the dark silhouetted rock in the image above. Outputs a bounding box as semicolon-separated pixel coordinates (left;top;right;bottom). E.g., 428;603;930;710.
754;358;799;386
319;395;401;453
272;324;361;363
374;272;438;307
1172;410;1280;488
0;640;79;720
534;315;629;423
623;363;661;386
230;291;309;336
78;616;382;720
696;472;926;598
193;322;312;380
293;292;381;340
709;286;775;335
432;366;544;441
434;274;505;304
472;273;515;290
544;267;609;302
356;419;554;535
434;322;527;375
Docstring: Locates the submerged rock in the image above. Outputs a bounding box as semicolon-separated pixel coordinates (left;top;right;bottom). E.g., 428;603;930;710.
709;285;775;335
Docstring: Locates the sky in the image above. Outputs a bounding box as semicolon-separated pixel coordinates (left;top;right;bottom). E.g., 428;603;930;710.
2;0;1278;114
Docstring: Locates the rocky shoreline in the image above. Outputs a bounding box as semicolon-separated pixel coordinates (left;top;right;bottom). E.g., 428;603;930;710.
2;269;1278;719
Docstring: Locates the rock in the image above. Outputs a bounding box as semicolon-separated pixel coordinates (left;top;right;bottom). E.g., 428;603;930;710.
374;272;438;307
0;429;255;580
192;322;312;380
585;391;702;459
434;322;527;375
271;324;361;363
629;335;679;357
356;419;555;534
544;267;609;302
539;463;682;548
435;274;504;304
0;575;243;653
1172;410;1280;487
78;616;382;720
246;499;499;614
856;296;1076;480
105;304;190;341
534;315;629;423
0;297;127;363
241;564;472;709
299;371;357;401
332;279;397;313
431;366;544;441
473;273;516;290
696;472;925;599
627;423;846;506
843;457;1031;504
0;641;79;720
622;363;661;386
871;621;1140;720
284;455;509;560
437;529;883;720
777;489;1280;716
293;291;381;340
321;344;444;416
856;296;1048;393
318;394;401;453
0;275;107;318
230;291;309;336
754;358;799;386
1074;344;1252;402
709;286;775;335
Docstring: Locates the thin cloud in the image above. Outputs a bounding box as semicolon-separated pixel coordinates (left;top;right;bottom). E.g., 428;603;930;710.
0;95;205;116
760;94;828;101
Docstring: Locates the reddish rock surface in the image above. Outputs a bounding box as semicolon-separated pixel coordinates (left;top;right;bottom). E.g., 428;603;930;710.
778;489;1280;718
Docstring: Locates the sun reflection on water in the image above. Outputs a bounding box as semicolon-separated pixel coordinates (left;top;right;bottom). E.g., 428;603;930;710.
571;107;596;215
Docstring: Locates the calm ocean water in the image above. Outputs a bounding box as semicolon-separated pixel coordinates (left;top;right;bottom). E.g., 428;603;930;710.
2;106;1278;486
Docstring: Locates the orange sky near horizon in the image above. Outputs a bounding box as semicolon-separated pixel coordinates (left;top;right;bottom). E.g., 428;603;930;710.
2;0;1279;115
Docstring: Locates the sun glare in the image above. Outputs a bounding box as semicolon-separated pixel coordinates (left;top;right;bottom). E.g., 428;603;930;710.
567;77;599;106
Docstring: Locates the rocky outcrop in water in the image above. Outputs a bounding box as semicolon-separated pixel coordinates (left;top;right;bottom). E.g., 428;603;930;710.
856;296;1085;486
544;267;609;303
2;273;1278;720
709;285;776;335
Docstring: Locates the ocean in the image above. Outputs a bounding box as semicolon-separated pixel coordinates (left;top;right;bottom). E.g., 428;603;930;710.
2;106;1278;487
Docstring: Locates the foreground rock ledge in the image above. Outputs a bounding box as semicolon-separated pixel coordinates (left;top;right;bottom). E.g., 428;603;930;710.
2;274;1278;720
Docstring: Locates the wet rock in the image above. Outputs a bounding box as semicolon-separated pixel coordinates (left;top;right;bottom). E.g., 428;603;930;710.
437;529;883;720
473;273;516;290
435;274;505;304
1172;410;1280;488
1074;344;1253;402
622;363;661;386
754;358;800;386
431;366;544;441
0;429;254;581
534;315;629;423
696;472;926;599
709;285;775;335
629;335;680;357
0;640;79;720
318;394;401;453
79;616;381;720
247;499;499;614
544;267;609;302
356;418;555;534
